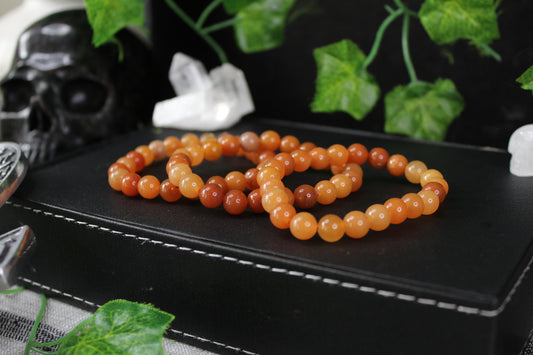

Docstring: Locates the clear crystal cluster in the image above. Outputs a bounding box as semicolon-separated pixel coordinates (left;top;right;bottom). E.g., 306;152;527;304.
152;53;254;131
508;124;533;177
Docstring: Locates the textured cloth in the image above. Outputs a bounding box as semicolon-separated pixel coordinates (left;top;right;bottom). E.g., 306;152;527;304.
0;288;217;354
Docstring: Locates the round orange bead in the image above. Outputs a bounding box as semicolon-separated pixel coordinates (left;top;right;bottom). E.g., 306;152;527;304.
260;179;285;195
347;143;368;165
291;150;312;172
218;134;241;157
405;161;428;184
116;157;136;173
426;177;449;194
138;175;160;199
401;193;425;219
384;198;408;225
343;170;363;192
423;182;447;203
270;203;297;229
135;145;154;166
260;130;281;151
274;152;295;176
206;176;229;195
181;133;201;146
185;144;204;166
343;211;369;239
330;174;352;198
223;190;248;215
417;190;439;215
262;188;289;213
179;174;204;199
244;168;260;191
225;171;247;191
202;141;223;161
148;140;167;161
258;150;276;163
309;147;330;170
200;133;217;143
166;154;191;174
168;163;192;186
247;189;265;214
121;173;141;197
420;169;444;186
387;154;408;177
199;183;225;208
299;142;316;152
163;136;182;156
315;180;337;205
318;214;345;243
159;179;181;202
368;148;389;169
327;144;349;166
293;184;318;210
258;159;286;177
284;187;295;205
108;162;129;176
108;168;129;191
240;131;261;152
290;212;317;240
365;204;391;231
125;151;145;172
280;135;300;153
257;167;282;185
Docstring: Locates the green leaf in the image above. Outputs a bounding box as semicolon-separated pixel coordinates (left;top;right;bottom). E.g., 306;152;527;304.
311;39;380;120
83;0;145;47
234;0;296;53
517;65;533;93
58;300;174;355
418;0;500;45
222;0;258;14
384;79;464;141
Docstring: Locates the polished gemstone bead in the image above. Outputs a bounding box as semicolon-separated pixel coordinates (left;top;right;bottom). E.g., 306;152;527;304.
419;169;444;186
257;166;282;185
423;182;447;203
218;134;241;156
179;173;204;199
225;171;247;191
200;133;217;143
138;175;161;199
108;168;129;191
202;141;223;161
343;170;363;192
293;184;317;209
417;190;439;215
299;142;316;152
121;173;141;197
387;154;408;177
258;158;286;177
168;163;192;186
166;153;191;174
258;150;276;163
185;144;204;166
330;164;347;175
239;131;261;152
284;187;295;205
347;143;368;165
401;193;424;219
270;203;297;229
327;144;349;166
135;145;154;166
116;157;136;173
260;179;285;195
125;151;145;172
426;177;449;194
384;197;408;224
344;163;363;176
315;180;337;205
309;147;330;170
318;214;345;243
244;151;260;165
291;150;312;172
274;152;295;176
244;168;260;191
262;188;289;213
199;183;224;208
148;140;167;161
181;133;201;146
343;211;369;239
170;151;192;165
404;160;427;184
280;135;300;153
223;190;248;215
159;179;181;202
368;147;389;169
290;212;317;240
206;176;229;195
108;162;129;176
260;130;281;151
247;189;265;213
365;204;391;231
330;174;352;198
163;136;182;156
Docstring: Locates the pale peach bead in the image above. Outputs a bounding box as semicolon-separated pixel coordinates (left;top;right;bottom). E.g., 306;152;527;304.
240;131;261;152
330;174;352;198
179;174;204;199
168;163;192;186
185;144;204;166
405;160;428;184
148;140;167;161
200;133;217;143
417;190;440;215
290;212;317;240
260;179;285;195
108;168;129;191
135;145;154;166
163;136;182;156
315;180;337;205
181;133;201;146
270;203;297;229
258;158;286;177
419;169;444;186
343;163;364;176
343;211;369;239
318;214;345;243
262;188;289;213
365;204;391;231
137;175;160;199
203;141;223;161
257;167;282;185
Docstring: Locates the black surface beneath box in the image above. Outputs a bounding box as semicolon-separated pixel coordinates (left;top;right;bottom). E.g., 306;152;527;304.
1;118;533;354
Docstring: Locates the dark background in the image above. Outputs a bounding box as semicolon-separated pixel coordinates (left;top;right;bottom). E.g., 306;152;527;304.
150;0;533;149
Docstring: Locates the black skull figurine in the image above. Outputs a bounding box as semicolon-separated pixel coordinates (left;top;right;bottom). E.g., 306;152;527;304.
0;10;153;165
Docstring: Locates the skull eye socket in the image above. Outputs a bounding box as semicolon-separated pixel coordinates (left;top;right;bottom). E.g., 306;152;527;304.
61;78;107;113
1;79;34;112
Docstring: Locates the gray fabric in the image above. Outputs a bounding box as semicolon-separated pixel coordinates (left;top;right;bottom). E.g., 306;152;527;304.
0;288;217;354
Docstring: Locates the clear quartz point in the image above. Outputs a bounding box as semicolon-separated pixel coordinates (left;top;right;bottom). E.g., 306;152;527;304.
508;124;533;177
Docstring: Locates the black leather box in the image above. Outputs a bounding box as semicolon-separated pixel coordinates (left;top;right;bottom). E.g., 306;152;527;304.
1;118;532;354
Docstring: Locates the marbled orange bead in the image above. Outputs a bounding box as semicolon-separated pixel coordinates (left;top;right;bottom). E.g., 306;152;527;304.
405;160;427;184
330;174;352;198
185;144;204;166
309;147;330;170
121;173;140;196
200;133;217;143
260;130;281;151
318;214;345;243
420;169;444;186
270;203;297;229
426;177;449;194
202;141;223;161
315;180;337;205
274;152;295;176
401;193;424;219
365;204;391;231
347;143;368;165
148;140;167;161
290;212;317;240
417;190;439;215
262;188;289;213
384;198;408;225
159;179;181;202
239;131;261;152
423;182;447;203
108;168;129;191
223;190;248;215
280;135;300;153
168;163;192;186
258;158;285;177
116;157;136;173
327;144;349;166
218;134;240;156
135;145;154;166
293;184;317;210
166;154;191;174
387;154;408;177
260;179;285;195
343;211;369;239
247;189;265;213
257;167;282;185
138;175;160;199
343;170;363;192
163;136;182;156
244;168;260;191
181;133;201;146
108;162;129;176
284;187;295;205
225;171;247;191
291;150;312;172
179;173;204;199
299;142;316;152
199;183;224;208
368;147;389;169
206;176;229;195
125;151;145;172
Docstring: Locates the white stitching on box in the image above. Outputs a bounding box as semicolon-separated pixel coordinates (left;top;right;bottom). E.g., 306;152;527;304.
8;200;531;319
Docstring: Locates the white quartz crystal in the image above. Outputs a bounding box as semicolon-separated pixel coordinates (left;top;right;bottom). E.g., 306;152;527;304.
153;53;254;131
508;124;533;177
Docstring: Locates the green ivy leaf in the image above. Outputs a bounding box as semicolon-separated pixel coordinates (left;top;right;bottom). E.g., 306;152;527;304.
83;0;145;47
384;79;464;141
311;39;380;120
58;300;174;355
234;0;296;53
222;0;258;14
418;0;499;45
517;65;533;94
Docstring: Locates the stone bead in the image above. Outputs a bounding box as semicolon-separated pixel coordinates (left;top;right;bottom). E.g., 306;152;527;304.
280;135;300;153
244;168;260;191
327;144;349;166
417;190;439;215
260;179;285;195
138;175;160;199
159;179;181;202
344;163;363;176
419;169;444;186
257;167;282;185
199;183;224;208
368;147;389;169
365;204;391;231
135;145;154;166
240;131;261;152
258;150;276;163
423;182;447;203
247;189;265;213
343;211;369;239
405;160;427;184
206;176;229;195
108;168;129;191
426;177;449;194
330;174;352;198
179;174;204;199
121;173;140;197
315;180;337;205
258;159;286;177
343;170;363;192
108;162;129;177
284;187;295;205
169;152;192;166
318;214;345;243
223;190;248;215
163;136;182;156
218;134;241;156
290;212;317;240
387;154;408;177
347;143;368;165
125;151;145;172
274;152;295;176
384;197;408;225
200;133;217;143
181;133;201;146
309;147;330;170
293;184;317;210
168;163;192;186
185;144;204;166
148;140;167;161
401;193;425;219
270;203;297;229
116;157;136;173
225;171;247;191
202;141;223;161
291;150;312;172
299;142;316;152
166;154;190;175
260;130;281;151
262;188;289;213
